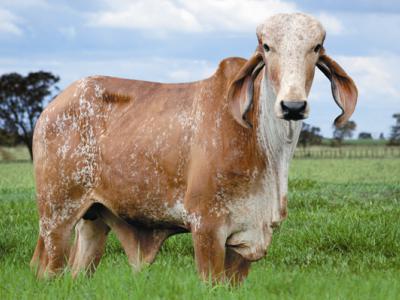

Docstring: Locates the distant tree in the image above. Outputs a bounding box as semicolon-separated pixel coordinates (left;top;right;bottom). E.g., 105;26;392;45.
358;132;372;140
388;113;400;146
0;72;59;160
332;120;356;146
379;132;385;140
0;128;18;146
298;122;323;148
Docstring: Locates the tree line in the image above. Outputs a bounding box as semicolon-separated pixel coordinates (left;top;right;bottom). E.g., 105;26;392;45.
0;71;400;161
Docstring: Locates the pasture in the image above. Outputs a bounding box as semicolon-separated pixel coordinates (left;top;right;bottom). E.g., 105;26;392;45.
0;158;399;299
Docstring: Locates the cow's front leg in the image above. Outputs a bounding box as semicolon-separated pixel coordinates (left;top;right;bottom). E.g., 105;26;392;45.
192;223;227;283
224;247;251;285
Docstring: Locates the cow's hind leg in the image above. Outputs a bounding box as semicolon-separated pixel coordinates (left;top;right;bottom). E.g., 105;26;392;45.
40;223;74;277
69;217;110;277
34;196;90;277
31;222;71;278
30;235;48;277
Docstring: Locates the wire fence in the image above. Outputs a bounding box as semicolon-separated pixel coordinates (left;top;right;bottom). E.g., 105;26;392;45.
294;146;400;159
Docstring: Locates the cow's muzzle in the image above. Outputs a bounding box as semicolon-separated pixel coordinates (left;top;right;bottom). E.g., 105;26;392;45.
280;100;307;120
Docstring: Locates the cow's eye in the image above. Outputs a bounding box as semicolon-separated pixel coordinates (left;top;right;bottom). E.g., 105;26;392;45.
263;43;270;52
314;44;322;53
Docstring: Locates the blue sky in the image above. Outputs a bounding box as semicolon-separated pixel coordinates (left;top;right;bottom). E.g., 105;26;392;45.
0;0;399;138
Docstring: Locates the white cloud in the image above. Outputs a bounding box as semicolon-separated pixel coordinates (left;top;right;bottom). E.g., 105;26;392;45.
87;0;298;33
336;54;400;100
87;0;345;36
0;56;216;85
0;8;22;36
316;12;343;35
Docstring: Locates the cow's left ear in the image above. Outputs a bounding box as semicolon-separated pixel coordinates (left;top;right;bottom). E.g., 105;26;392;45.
227;47;265;128
317;49;358;127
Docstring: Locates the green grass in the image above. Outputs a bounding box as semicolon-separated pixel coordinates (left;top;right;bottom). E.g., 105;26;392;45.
1;159;400;299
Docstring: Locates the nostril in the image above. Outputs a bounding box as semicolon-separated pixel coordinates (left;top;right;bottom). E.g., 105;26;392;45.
281;101;307;113
280;101;289;112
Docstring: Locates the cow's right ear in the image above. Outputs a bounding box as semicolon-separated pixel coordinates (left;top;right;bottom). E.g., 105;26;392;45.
317;49;358;127
227;48;265;128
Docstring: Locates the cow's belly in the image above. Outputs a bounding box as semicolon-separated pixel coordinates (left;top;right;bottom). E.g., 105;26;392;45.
92;175;197;230
121;197;196;230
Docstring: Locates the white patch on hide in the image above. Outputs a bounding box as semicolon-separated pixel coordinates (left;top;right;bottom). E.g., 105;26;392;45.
165;199;202;232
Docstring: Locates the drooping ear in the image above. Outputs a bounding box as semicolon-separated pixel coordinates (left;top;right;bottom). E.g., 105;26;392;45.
227;49;265;128
317;49;358;127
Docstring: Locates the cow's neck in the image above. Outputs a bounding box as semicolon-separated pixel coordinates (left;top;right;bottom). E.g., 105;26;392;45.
255;72;302;224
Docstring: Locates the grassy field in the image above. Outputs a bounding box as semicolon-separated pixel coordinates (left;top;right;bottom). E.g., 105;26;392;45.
0;159;400;299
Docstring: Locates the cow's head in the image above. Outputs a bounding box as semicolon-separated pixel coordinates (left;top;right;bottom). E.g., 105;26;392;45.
228;13;358;128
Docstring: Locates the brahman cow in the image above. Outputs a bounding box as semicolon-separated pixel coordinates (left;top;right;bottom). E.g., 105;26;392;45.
31;13;357;283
